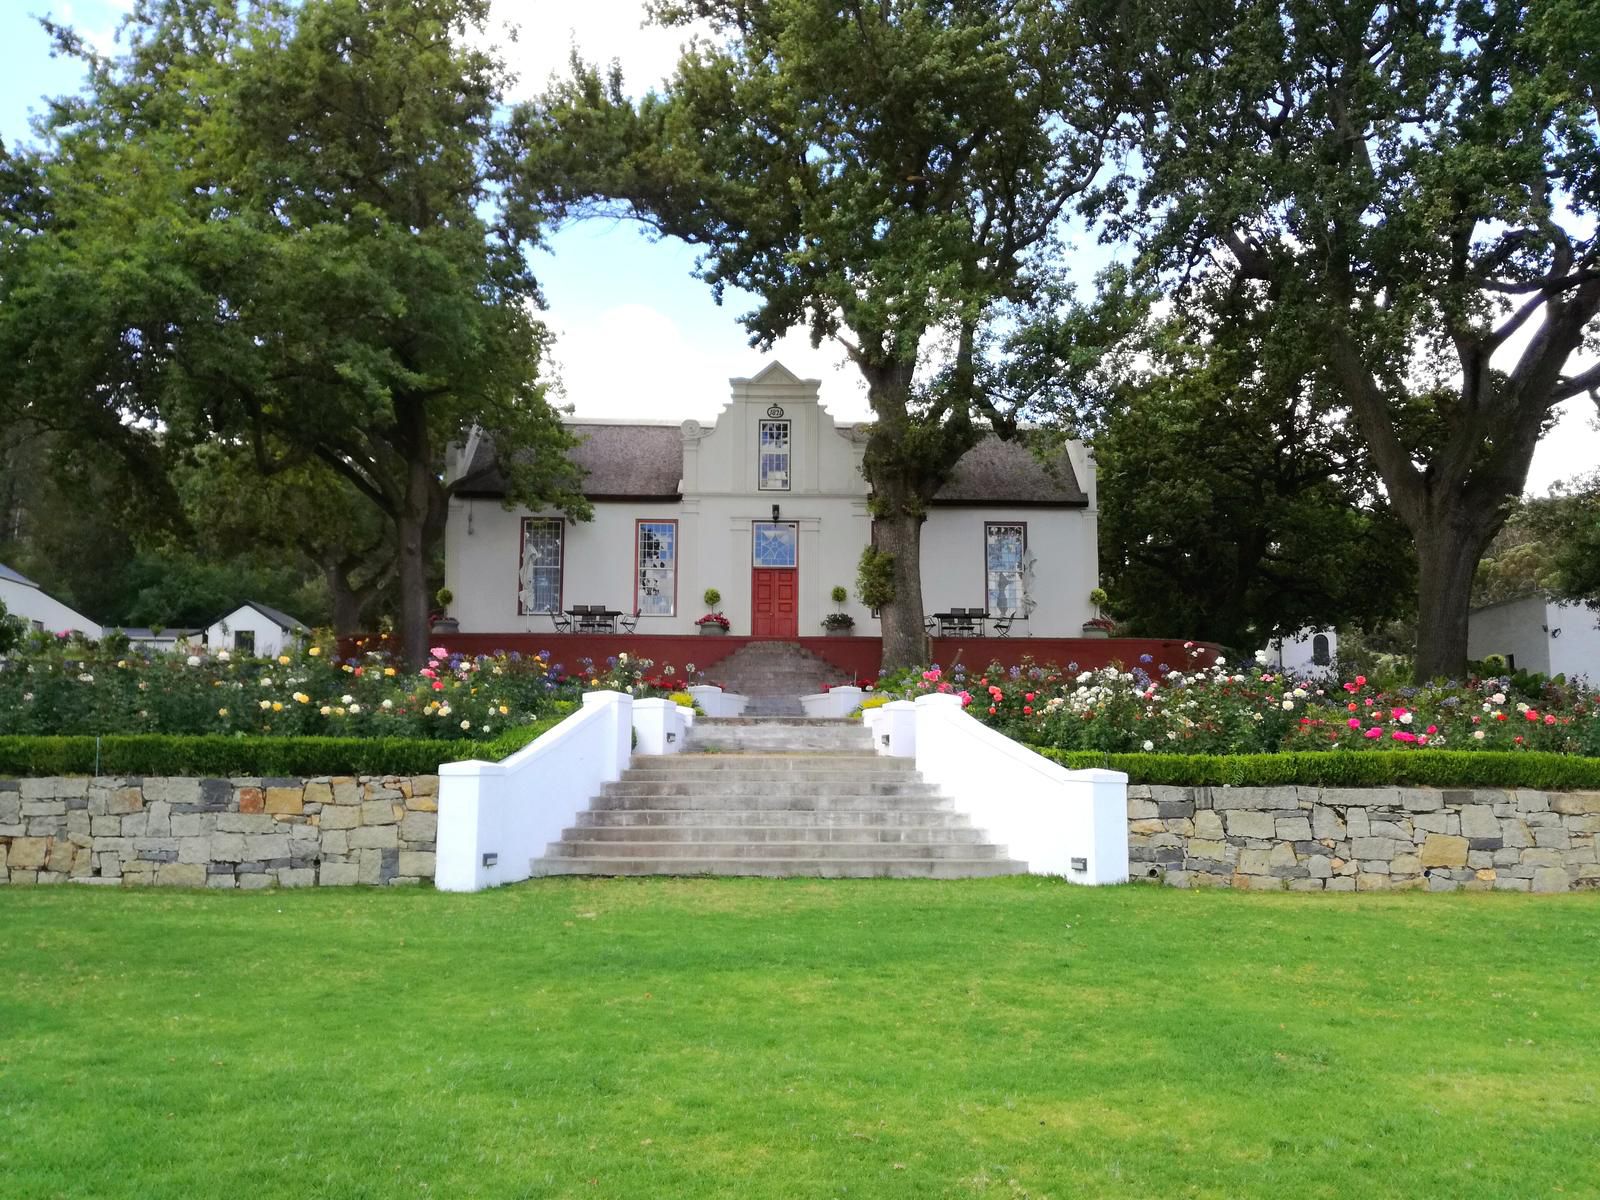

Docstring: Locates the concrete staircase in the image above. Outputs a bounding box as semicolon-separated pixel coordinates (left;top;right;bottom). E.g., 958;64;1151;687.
705;641;851;716
531;717;1024;879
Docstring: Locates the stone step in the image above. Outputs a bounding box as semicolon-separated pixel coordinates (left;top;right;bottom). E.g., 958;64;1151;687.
530;856;1027;879
563;823;986;844
602;779;941;797
685;729;872;752
547;838;1004;860
631;752;906;769
576;808;973;829
587;793;955;812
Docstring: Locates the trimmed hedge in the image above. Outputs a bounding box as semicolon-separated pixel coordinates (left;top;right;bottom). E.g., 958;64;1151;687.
1039;748;1600;790
0;714;566;779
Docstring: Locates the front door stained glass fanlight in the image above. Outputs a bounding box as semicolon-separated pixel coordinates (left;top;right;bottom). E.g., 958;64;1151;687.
752;522;798;567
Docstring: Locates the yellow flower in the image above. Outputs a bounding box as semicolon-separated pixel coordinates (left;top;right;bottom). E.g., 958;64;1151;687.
218;708;229;717
308;647;322;657
272;701;284;713
384;667;397;677
278;655;291;665
319;705;331;716
293;692;310;704
498;705;509;715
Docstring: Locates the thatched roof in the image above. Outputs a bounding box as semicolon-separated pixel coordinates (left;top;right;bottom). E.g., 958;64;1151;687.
453;424;1086;506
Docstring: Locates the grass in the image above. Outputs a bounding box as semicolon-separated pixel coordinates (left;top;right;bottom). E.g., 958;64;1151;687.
2;879;1597;1199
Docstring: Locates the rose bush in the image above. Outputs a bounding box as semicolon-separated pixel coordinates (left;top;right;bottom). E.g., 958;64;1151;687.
0;639;700;742
866;646;1600;756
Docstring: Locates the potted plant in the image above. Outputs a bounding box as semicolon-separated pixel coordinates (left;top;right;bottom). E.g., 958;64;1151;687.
703;587;722;608
696;611;731;635
1082;587;1112;638
431;587;459;634
823;584;853;633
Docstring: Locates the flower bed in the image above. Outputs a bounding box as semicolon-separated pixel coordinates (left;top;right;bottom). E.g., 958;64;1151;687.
868;645;1600;760
0;638;689;747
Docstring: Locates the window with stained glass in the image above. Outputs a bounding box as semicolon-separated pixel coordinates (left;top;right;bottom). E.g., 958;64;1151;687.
758;420;790;490
636;520;677;615
752;522;798;567
518;518;563;615
985;523;1026;613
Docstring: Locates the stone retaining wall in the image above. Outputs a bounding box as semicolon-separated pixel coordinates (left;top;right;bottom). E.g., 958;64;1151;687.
1129;785;1600;892
0;776;438;887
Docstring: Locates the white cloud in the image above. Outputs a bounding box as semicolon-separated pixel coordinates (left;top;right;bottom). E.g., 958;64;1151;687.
488;0;705;100
542;302;868;424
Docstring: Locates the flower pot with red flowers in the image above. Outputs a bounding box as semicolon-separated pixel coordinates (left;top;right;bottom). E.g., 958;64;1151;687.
696;612;731;635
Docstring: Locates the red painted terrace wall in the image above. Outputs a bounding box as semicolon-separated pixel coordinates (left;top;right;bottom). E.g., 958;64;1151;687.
380;633;1215;685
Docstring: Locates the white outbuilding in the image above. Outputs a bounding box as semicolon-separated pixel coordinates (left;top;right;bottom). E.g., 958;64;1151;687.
205;601;310;659
0;562;100;639
1468;593;1600;682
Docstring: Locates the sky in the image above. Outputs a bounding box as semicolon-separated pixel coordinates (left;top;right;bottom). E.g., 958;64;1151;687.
3;0;1596;492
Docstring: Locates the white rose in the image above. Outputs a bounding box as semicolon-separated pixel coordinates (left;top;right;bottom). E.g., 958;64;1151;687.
1399;712;1413;724
1491;692;1506;705
348;703;361;714
460;719;471;730
1142;740;1154;751
217;650;231;662
381;699;394;710
1473;730;1485;740
341;694;354;704
186;655;201;667
1282;700;1294;710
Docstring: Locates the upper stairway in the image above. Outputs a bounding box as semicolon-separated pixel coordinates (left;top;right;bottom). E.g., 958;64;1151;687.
704;641;851;716
531;716;1025;879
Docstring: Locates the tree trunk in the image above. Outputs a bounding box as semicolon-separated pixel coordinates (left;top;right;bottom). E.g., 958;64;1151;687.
323;561;367;639
1412;509;1497;682
873;493;928;671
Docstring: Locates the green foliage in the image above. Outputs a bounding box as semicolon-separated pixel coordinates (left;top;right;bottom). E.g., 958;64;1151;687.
1476;474;1600;610
1;0;587;663
0;598;23;655
1039;748;1600;791
1121;0;1600;678
0;717;562;779
513;1;1128;666
856;546;896;611
1092;302;1415;646
820;612;855;633
830;586;848;606
702;588;721;609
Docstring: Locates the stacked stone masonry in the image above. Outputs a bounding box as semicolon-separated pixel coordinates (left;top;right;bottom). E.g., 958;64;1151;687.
1129;784;1600;892
0;776;438;888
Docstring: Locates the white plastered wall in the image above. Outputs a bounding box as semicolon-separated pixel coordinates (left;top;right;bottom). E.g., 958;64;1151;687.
204;606;303;659
445;363;1098;638
1467;595;1553;675
0;577;100;638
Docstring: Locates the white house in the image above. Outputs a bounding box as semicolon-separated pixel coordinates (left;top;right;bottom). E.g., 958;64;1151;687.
0;563;100;639
1468;593;1600;681
205;601;310;659
443;363;1100;640
1266;628;1337;674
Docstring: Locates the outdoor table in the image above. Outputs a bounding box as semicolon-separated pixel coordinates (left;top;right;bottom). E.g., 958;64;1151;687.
931;610;988;637
566;608;623;634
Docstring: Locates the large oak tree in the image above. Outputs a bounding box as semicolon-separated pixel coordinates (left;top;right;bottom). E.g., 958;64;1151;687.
0;0;587;662
508;0;1129;667
1118;0;1600;678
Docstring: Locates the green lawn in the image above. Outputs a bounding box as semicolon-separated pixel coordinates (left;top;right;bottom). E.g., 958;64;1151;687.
2;880;1597;1199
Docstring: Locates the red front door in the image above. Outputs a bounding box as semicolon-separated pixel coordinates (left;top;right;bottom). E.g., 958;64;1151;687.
751;568;798;638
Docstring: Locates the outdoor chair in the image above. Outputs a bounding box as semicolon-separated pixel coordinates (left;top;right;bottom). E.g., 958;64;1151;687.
990;611;1016;638
620;608;639;634
551;609;572;634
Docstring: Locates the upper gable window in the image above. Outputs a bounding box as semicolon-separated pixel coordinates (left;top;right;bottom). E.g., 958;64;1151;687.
758;420;791;490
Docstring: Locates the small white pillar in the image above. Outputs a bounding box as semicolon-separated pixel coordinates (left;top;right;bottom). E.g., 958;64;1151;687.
632;696;682;755
882;699;921;757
